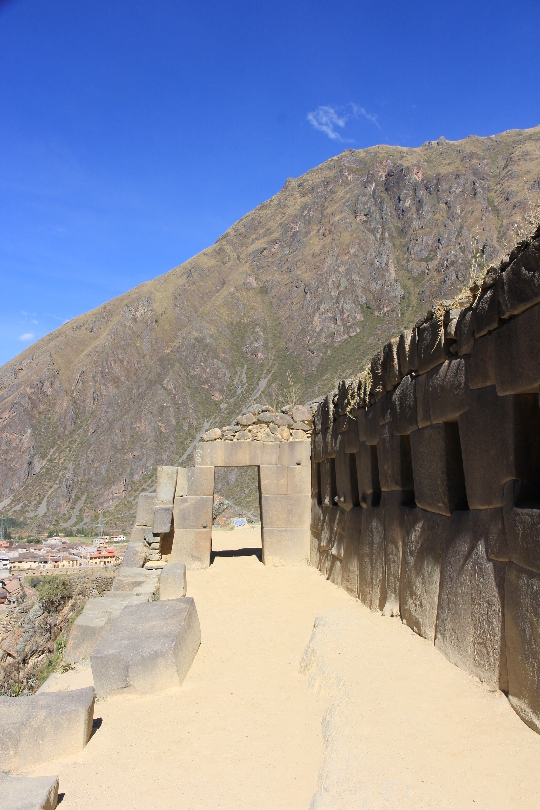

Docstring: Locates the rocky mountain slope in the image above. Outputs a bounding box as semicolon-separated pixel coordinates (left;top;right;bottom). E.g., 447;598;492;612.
2;126;540;533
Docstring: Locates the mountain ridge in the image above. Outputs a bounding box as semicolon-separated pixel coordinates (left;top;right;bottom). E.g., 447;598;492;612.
2;125;540;534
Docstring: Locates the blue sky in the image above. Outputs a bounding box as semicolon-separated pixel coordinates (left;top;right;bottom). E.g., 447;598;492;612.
1;0;539;366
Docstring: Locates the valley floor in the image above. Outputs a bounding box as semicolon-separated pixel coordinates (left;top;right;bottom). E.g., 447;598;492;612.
31;547;540;809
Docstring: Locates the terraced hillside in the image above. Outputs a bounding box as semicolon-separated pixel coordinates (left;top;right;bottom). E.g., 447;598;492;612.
1;126;540;533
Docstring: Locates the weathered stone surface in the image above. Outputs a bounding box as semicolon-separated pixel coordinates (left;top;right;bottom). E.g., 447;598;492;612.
155;465;177;505
482;507;510;562
497;239;540;318
236;413;256;426
292;404;312;424
401;507;448;641
91;598;200;697
364;403;380;445
159;563;187;600
135;492;155;528
493;302;540;395
357;506;385;611
340;507;362;598
173;495;213;530
503;480;540;573
112;568;160;595
259;464;288;495
320;458;336;507
409;423;468;515
273;413;293;427
370;349;385;401
458;387;540;508
260;494;311;529
435;510;507;690
311;497;323;534
185;466;214;496
377;424;414;493
340;415;359;454
262;528;310;565
194;441;224;467
278;439;311;467
0;773;59;810
377;391;392;424
0;687;95;772
170;528;211;568
152;504;174;534
257;412;277;423
355;442;381;508
417;317;449;374
456;306;474;356
381;338;401;392
415;373;431;428
122;541;147;569
202;428;222;441
310;529;321;569
327;556;342;587
397;327;418;375
427;358;470;423
320;505;339;551
473;286;500;337
312;430;323;462
505;562;540;732
390;374;418;435
382;492;408;617
467;333;495;389
65;592;150;663
287;464;311;494
334;441;359;511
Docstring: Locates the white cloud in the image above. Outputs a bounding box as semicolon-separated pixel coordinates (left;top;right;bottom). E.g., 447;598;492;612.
307;102;380;141
19;332;34;342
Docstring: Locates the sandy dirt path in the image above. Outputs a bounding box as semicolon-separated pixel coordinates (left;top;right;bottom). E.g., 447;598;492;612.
31;550;540;809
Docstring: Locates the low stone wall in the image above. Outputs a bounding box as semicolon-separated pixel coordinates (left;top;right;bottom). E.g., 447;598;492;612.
311;228;540;733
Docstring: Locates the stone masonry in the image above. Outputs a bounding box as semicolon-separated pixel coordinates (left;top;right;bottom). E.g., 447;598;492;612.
311;227;540;735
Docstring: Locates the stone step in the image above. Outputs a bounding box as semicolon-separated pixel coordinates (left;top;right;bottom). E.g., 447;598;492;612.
1;773;59;810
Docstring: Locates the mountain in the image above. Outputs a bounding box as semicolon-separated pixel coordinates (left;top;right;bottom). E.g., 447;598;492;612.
2;126;540;534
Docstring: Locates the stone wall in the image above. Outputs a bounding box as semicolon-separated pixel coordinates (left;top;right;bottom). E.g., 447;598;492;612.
311;228;540;734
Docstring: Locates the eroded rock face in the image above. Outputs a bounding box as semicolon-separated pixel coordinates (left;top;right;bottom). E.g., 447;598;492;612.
3;128;540;532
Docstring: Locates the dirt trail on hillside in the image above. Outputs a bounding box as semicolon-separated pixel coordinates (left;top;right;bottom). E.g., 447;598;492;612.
32;555;540;809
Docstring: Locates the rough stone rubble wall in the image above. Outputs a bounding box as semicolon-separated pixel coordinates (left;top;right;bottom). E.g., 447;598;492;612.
311;231;540;734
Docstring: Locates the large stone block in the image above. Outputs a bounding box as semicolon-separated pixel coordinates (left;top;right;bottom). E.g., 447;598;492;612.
170;528;211;568
417;318;449;374
186;466;214;496
355;442;381;508
173;495;213;530
340;415;360;454
0;773;59;810
415;373;431;428
91;598;200;697
456;306;475;356
458;387;540;508
0;688;94;772
159;563;187;600
287;464;311;494
390;374;418;435
311;497;323;534
65;593;150;663
410;423;468;515
260;494;311;529
320;457;337;508
364;403;380;445
262;528;310;565
401;507;448;641
153;504;174;534
435;511;507;690
155;465;178;505
381;337;401;392
427;358;470;423
334;441;359;511
473;286;500;337
493;302;540;395
310;529;321;568
259;465;288;495
320;506;339;551
397;327;418;375
382;492;408;617
358;506;385;611
503;480;540;573
135;492;155;528
258;443;280;465
505;562;540;732
497;239;540;318
312;430;323;463
340;507;362;598
278;440;311;467
220;441;258;466
377;423;414;493
370;349;385;401
112;568;160;595
468;334;495;389
122;540;147;569
194;441;224;467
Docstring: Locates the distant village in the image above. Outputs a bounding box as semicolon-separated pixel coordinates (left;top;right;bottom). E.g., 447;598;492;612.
0;534;126;606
